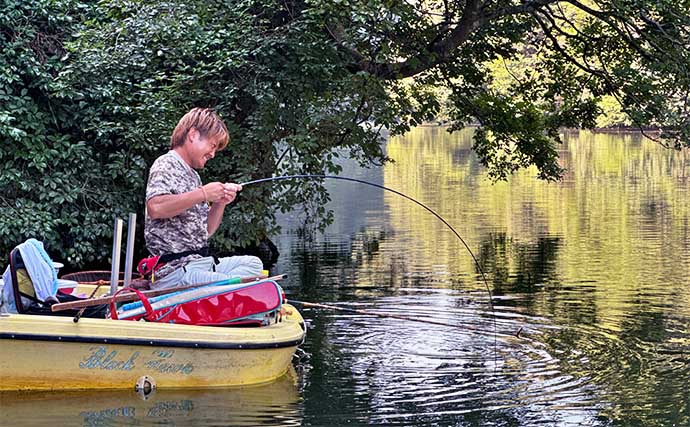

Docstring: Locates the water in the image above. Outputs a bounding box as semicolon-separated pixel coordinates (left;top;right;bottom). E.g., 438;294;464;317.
2;127;690;425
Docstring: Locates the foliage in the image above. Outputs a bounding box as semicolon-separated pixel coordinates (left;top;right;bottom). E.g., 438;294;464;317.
0;0;133;265
1;0;688;267
57;0;394;257
596;96;633;129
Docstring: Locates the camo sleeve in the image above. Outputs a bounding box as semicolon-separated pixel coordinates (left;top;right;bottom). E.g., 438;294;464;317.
146;154;183;201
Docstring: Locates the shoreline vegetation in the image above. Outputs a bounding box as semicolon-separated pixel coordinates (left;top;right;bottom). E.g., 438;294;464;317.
4;0;687;273
420;122;663;135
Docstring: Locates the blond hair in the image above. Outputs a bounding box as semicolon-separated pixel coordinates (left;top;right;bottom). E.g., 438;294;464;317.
170;108;229;150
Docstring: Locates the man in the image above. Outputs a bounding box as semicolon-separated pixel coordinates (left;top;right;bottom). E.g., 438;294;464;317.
144;107;263;289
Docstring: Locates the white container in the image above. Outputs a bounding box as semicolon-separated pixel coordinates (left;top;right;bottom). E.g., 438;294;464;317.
52;262;64;277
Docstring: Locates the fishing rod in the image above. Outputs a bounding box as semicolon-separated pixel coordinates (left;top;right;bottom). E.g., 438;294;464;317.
240;174;496;335
51;274;284;312
289;299;492;335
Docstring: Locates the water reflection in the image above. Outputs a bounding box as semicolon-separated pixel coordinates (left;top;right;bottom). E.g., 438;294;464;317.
0;370;302;426
477;232;562;295
275;127;690;425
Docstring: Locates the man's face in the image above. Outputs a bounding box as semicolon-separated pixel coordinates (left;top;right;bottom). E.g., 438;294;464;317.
189;129;220;169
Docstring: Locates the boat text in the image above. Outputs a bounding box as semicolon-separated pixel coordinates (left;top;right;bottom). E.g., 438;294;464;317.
78;346;194;374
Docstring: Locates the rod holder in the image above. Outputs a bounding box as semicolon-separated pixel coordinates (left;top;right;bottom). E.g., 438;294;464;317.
110;218;124;295
123;213;137;289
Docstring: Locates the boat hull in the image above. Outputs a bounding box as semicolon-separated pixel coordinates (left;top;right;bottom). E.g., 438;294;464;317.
0;304;305;390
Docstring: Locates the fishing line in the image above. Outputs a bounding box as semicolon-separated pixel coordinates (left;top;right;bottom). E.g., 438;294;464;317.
241;174;497;340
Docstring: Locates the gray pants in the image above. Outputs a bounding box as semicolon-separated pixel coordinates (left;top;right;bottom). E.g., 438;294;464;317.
153;256;263;289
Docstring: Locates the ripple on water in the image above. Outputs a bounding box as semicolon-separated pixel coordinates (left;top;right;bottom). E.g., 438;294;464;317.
297;291;619;426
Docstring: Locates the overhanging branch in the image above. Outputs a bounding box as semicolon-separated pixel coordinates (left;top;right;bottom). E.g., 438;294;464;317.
327;0;484;79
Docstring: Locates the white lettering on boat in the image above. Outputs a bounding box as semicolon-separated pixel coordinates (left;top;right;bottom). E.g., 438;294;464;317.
78;346;195;375
144;359;194;375
79;346;138;371
144;348;195;375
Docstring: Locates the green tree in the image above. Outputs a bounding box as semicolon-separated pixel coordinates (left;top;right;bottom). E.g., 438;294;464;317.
596;96;633;128
0;0;132;265
1;0;688;267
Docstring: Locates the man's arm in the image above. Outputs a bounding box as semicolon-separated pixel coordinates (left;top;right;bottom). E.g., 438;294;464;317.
207;202;227;236
148;182;242;234
206;183;242;236
147;188;206;219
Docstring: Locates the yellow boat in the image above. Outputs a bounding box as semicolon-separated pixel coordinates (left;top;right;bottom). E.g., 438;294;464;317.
0;303;306;391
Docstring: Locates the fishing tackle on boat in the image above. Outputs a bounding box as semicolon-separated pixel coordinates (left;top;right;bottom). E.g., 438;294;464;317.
241;174;495;314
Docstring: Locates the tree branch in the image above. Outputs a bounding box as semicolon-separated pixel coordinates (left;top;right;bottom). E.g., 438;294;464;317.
531;11;606;77
481;0;560;22
328;0;484;79
564;0;657;62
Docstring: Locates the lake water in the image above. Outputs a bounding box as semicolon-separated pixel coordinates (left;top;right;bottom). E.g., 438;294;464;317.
2;127;689;426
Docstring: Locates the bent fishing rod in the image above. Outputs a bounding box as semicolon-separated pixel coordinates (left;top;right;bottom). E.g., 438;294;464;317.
288;299;493;335
240;174;496;332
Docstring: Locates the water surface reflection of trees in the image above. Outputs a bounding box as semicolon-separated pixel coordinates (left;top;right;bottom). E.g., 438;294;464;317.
278;127;690;425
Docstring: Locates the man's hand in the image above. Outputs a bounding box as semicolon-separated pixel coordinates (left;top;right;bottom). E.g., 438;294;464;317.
203;182;242;204
206;182;242;236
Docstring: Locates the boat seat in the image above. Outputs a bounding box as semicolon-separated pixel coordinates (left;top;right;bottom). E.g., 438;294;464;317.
8;248;106;318
8;247;49;314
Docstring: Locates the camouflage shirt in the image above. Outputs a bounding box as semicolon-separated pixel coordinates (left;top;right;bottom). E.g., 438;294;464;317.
144;150;209;279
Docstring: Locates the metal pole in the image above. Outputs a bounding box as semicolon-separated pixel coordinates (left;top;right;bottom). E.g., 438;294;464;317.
110;218;124;295
123;213;137;289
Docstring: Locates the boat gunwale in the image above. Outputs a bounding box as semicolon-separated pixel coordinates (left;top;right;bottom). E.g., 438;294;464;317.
0;331;305;349
0;303;306;350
